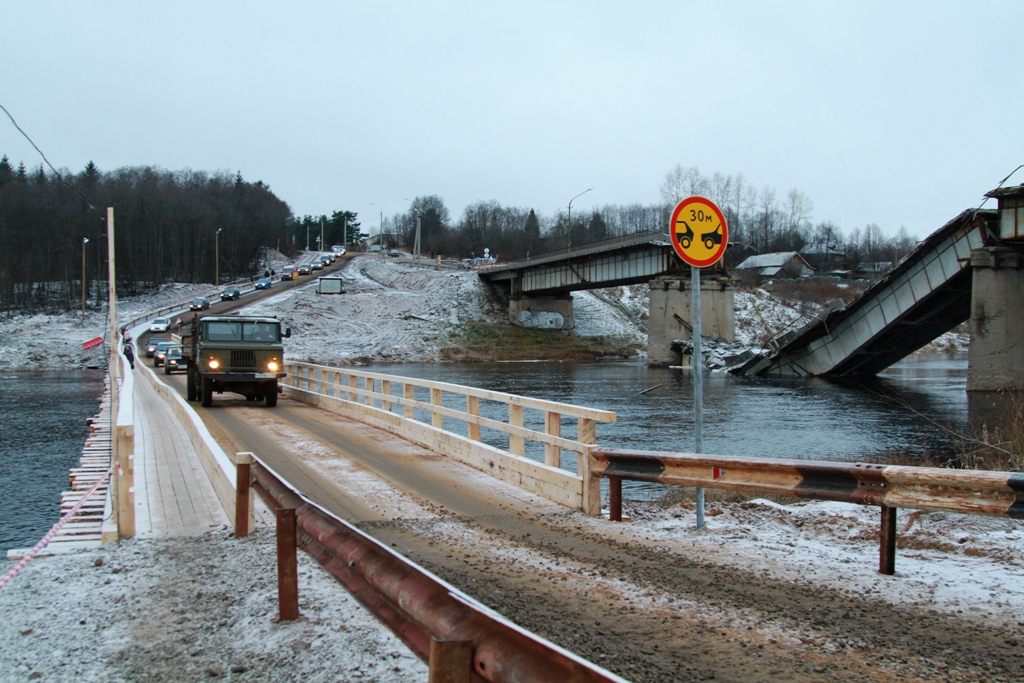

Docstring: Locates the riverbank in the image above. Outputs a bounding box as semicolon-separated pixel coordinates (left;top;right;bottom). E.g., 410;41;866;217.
0;257;969;371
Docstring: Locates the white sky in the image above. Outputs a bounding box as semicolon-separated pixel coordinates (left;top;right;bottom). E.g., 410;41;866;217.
3;2;1022;238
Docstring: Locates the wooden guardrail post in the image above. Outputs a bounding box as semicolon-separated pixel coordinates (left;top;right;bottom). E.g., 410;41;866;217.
234;452;254;538
880;505;897;575
404;383;415;418
381;379;392;412
431;388;444;429
115;426;135;537
349;374;359;402
544;411;561;468
466;395;480;441
509;404;524;455
276;507;299;621
429;639;473;683
578;418;601;516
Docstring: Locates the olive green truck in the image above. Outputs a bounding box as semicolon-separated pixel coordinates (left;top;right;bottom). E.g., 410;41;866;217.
180;314;290;407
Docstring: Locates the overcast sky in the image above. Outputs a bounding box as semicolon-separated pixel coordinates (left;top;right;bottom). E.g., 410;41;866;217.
3;2;1022;238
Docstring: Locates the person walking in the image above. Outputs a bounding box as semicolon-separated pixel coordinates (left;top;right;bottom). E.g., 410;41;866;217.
123;340;135;370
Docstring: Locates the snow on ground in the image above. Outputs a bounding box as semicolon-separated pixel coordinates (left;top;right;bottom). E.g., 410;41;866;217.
0;259;969;370
613;497;1024;630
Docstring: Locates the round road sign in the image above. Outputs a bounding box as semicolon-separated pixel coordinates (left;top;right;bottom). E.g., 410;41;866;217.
670;196;729;268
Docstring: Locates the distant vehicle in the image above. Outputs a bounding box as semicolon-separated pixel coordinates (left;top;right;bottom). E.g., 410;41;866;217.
320;253;334;264
298;263;312;275
388;249;401;257
153;342;180;367
145;338;167;357
332;245;346;255
220;286;240;301
459;259;474;270
189;297;210;311
280;266;298;281
163;348;185;374
255;277;273;290
311;259;324;271
149;318;170;333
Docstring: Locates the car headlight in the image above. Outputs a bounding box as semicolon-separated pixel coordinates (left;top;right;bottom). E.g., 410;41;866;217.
267;361;279;372
208;358;219;369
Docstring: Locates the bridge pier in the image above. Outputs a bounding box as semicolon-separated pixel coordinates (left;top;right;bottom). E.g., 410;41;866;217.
510;294;575;330
968;246;1024;392
648;275;736;366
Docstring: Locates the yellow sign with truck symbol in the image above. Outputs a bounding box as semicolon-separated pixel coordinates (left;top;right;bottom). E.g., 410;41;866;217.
670;196;729;268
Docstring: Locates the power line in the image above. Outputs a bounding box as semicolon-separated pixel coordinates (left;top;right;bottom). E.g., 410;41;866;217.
0;101;103;218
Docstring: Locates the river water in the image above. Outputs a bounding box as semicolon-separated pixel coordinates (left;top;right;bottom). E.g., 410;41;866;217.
0;371;105;553
2;356;969;551
367;354;972;499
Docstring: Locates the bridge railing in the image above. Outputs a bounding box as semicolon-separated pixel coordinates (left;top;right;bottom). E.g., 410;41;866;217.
283;362;616;513
589;447;1024;575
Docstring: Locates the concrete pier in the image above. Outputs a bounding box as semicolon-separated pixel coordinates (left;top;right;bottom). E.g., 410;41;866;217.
648;275;736;366
509;293;575;330
968;247;1024;392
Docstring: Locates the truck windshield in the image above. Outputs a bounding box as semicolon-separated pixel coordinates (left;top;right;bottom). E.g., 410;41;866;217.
205;321;279;342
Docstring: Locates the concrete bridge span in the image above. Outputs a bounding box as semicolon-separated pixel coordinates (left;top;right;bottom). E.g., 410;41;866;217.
478;232;735;361
739;184;1024;394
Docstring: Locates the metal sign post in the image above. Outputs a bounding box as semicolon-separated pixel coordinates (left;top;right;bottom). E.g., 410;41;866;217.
669;196;728;530
692;264;704;528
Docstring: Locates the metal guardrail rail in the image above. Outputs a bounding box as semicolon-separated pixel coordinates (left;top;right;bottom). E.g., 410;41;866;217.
590;447;1024;575
243;455;628;683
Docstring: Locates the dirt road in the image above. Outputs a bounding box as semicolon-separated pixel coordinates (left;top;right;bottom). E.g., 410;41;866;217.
174;385;1022;683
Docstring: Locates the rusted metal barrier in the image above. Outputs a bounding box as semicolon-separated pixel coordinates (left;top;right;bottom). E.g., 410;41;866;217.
590;447;1024;575
246;458;627;683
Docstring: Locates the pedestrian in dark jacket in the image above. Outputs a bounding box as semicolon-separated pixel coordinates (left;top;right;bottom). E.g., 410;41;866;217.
123;341;135;370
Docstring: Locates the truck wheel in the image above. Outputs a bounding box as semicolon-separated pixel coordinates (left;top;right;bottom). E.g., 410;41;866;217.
186;369;197;401
265;380;278;407
201;377;213;407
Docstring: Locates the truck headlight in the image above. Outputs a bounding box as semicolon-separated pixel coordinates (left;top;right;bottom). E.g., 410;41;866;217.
208;358;220;369
267;361;279;372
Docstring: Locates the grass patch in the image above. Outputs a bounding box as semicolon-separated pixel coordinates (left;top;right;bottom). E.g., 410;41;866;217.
438;323;643;362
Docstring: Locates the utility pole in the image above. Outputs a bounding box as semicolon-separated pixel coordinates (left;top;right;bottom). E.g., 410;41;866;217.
319;218;324;254
567;188;592;257
215;228;222;285
370;203;382;256
81;237;89;322
306;221;309;251
343;214;347;248
414;212;422;263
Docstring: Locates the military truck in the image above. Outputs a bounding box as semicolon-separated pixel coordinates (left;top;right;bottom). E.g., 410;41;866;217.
180;314;290;407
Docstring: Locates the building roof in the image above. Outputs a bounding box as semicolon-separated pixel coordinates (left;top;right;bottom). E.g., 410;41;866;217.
735;252;808;270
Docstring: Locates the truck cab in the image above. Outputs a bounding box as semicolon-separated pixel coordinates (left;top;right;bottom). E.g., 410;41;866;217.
181;315;290;407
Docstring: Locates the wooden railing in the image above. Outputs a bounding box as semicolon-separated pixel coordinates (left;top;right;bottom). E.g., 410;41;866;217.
283;362;617;513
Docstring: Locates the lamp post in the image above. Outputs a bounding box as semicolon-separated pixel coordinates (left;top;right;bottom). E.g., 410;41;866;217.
370;203;382;256
215;228;223;286
81;237;89;322
404;199;422;263
566;188;592;256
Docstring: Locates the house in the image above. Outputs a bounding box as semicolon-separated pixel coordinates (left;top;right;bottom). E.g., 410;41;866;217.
734;252;815;282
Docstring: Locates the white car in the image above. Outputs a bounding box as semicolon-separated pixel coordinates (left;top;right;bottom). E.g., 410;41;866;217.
149;318;170;333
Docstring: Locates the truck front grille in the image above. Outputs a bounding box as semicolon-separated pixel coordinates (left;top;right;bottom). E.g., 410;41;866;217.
231;349;257;370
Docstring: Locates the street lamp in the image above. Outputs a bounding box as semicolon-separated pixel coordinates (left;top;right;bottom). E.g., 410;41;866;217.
215;228;223;286
370;203;383;256
404;199;422;262
566;188;593;256
81;237;89;322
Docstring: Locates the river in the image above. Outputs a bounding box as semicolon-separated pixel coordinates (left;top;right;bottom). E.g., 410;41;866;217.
2;356;970;552
0;371;106;553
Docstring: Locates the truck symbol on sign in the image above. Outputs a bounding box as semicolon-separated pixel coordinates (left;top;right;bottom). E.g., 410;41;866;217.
702;224;723;250
675;220;695;249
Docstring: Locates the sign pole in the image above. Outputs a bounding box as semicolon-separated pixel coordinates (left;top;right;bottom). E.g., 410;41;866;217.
668;195;727;531
692;264;705;528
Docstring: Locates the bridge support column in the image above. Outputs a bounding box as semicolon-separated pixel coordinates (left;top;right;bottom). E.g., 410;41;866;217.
648;276;735;367
509;294;574;331
968;247;1024;392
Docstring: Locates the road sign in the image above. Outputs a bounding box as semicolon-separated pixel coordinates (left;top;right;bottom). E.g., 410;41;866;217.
670;196;729;268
